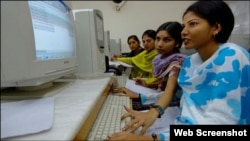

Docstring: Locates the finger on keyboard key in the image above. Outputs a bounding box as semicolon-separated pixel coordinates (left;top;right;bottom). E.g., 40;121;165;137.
87;95;131;140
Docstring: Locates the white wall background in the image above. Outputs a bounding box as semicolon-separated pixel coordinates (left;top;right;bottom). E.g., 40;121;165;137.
227;1;250;34
70;1;249;52
70;1;195;52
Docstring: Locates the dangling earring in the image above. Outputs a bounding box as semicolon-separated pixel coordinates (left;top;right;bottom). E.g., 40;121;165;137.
213;31;218;38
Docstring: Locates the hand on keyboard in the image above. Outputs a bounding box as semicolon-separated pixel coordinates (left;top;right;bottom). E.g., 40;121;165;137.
114;93;126;96
112;87;125;93
87;95;131;141
112;87;140;99
111;88;126;96
120;106;158;135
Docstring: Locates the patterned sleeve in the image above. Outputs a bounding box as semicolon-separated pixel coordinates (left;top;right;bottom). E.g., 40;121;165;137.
168;64;181;77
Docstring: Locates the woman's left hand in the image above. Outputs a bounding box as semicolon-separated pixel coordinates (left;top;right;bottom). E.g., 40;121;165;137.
121;87;140;98
121;106;158;135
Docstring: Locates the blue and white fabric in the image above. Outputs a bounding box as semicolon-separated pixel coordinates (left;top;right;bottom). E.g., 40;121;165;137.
159;43;250;141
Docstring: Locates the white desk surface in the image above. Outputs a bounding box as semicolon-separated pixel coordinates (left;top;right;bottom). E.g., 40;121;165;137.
1;77;113;141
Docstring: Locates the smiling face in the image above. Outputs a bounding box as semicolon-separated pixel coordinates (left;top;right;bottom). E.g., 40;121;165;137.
155;30;177;57
181;11;218;50
142;35;155;52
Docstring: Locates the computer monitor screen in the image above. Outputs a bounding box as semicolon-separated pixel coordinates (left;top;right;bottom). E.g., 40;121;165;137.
29;1;76;60
1;1;77;88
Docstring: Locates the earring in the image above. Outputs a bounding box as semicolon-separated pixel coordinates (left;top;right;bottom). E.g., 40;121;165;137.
213;32;218;38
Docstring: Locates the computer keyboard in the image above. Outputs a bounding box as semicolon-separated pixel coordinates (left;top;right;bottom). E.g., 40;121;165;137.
87;94;131;141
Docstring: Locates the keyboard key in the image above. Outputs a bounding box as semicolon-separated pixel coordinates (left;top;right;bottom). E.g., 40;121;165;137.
87;95;131;140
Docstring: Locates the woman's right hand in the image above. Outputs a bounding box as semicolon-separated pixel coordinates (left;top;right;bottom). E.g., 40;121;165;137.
134;77;146;87
110;54;120;61
112;87;139;99
121;106;159;135
112;87;125;93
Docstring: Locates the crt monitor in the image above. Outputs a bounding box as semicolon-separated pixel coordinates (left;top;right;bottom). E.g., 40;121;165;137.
1;1;78;88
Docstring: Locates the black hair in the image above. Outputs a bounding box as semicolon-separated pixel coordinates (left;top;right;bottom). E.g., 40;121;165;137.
183;1;235;43
156;21;183;52
127;35;140;44
142;29;156;40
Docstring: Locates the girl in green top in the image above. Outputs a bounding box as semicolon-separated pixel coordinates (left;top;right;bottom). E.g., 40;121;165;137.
114;30;158;85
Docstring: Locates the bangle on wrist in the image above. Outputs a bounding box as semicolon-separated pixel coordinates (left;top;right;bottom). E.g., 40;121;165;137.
151;105;164;118
152;133;158;141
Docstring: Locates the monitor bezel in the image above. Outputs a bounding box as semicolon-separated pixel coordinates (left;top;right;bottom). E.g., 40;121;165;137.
1;1;78;88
